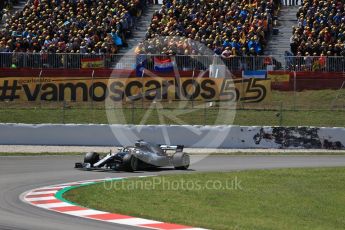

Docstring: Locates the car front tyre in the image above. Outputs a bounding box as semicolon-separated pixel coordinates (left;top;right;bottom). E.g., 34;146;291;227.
123;154;138;172
83;152;100;167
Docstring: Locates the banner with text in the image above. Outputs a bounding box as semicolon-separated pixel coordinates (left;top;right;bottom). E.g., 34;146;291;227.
0;77;271;103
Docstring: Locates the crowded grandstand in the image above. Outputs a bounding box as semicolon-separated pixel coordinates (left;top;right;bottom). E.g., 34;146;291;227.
0;0;146;54
0;0;344;71
140;0;280;56
0;0;281;56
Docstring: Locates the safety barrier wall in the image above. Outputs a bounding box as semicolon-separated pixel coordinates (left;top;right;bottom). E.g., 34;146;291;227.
0;124;344;149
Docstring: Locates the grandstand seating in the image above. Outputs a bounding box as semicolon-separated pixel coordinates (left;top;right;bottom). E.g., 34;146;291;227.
0;0;282;57
290;0;345;56
140;0;281;56
0;0;146;54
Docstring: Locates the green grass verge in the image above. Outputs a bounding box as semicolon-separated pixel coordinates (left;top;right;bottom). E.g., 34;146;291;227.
1;89;345;126
64;168;345;230
0;108;345;127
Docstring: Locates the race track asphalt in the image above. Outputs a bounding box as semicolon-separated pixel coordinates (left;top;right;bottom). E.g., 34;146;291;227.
1;155;345;230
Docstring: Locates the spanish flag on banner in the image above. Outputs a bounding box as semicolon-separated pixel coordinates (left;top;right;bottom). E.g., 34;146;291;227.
267;72;290;83
81;57;104;68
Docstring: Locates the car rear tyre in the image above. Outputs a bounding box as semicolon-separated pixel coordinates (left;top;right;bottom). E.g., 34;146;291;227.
173;152;190;170
84;152;100;166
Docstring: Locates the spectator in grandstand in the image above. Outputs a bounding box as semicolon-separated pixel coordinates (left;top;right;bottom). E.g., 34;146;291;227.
0;8;8;24
0;0;146;54
143;0;280;56
221;47;232;59
0;0;14;23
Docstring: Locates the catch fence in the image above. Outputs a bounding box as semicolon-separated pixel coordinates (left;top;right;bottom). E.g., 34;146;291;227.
0;52;345;72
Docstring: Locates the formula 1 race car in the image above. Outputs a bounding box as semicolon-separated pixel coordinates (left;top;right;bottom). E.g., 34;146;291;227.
75;140;190;172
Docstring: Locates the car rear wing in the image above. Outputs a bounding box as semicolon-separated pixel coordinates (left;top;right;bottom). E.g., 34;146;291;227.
160;145;184;152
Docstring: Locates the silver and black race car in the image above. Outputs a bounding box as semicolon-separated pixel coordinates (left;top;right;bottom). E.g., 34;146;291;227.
75;140;190;172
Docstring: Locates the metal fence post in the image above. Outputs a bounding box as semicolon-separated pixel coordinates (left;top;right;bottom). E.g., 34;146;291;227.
192;69;195;109
23;53;27;68
38;69;43;109
63;53;67;68
252;56;256;70
91;69;95;123
293;71;297;111
131;100;135;124
62;101;66;124
141;69;144;109
204;102;207;125
279;101;283;126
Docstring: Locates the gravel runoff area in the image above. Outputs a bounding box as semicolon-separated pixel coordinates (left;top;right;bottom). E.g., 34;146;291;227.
1;145;345;154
